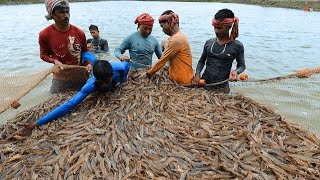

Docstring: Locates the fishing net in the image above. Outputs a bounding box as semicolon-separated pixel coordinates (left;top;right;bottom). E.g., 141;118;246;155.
232;68;320;136
0;66;319;130
0;68;320;179
0;65;89;117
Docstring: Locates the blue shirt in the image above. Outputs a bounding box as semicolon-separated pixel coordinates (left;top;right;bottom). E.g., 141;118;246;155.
114;31;162;69
36;53;130;126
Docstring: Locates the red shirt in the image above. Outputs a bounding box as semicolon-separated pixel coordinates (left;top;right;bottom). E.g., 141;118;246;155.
39;24;88;65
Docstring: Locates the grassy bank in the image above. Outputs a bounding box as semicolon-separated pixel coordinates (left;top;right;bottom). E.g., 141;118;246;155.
1;0;319;11
146;0;319;11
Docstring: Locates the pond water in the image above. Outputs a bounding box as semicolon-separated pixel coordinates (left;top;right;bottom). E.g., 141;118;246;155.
0;1;319;134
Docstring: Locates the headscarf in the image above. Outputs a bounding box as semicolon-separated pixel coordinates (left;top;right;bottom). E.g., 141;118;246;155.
45;0;69;21
212;17;239;42
134;13;154;26
158;12;179;28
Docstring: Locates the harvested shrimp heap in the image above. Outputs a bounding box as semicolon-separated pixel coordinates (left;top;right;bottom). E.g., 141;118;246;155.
1;68;320;179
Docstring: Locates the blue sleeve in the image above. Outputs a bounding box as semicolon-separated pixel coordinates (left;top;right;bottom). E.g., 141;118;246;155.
120;61;130;82
110;61;130;84
36;77;96;126
81;51;98;65
114;36;131;59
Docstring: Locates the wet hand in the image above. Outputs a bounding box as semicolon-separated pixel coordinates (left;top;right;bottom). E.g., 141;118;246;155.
86;64;93;73
146;72;152;79
87;43;94;52
229;70;238;81
120;55;131;62
54;60;63;69
192;73;201;85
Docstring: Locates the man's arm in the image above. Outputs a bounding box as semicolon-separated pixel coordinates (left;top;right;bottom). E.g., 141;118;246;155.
193;41;209;84
80;31;88;52
81;51;97;66
154;40;163;59
110;61;131;84
114;36;131;59
102;39;109;53
147;38;182;76
39;32;56;63
234;42;246;75
36;77;96;126
195;41;209;75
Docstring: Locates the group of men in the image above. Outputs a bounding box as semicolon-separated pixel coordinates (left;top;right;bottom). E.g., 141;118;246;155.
18;0;246;133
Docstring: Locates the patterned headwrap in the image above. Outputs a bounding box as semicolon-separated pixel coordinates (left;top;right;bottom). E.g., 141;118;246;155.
212;17;239;42
158;12;179;28
45;0;69;21
134;13;155;26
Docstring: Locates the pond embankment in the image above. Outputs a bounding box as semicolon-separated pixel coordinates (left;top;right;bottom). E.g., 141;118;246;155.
1;0;319;11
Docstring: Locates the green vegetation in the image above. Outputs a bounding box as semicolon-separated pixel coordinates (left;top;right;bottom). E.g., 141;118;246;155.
1;0;319;11
146;0;319;11
0;0;102;5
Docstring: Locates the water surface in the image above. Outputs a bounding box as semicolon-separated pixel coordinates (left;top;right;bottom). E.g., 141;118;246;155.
0;1;319;134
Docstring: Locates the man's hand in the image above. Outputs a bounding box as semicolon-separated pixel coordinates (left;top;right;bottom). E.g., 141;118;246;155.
192;73;201;85
87;43;94;52
54;60;63;69
86;64;93;73
119;55;131;62
146;72;152;79
229;70;238;81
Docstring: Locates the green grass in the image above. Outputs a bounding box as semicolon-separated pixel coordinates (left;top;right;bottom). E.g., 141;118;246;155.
1;0;319;11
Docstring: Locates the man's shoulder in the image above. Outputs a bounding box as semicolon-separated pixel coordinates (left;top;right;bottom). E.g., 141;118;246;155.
169;31;189;45
39;25;54;35
70;24;85;34
233;40;243;46
206;38;215;43
232;40;244;48
101;38;108;43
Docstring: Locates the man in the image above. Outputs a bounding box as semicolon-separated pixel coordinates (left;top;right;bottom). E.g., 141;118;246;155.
18;52;130;132
114;13;162;69
39;0;92;93
146;10;194;85
87;24;109;53
192;9;246;94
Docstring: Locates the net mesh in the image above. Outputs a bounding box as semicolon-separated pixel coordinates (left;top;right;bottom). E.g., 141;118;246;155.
0;67;54;114
232;73;320;135
0;66;88;117
1;68;320;179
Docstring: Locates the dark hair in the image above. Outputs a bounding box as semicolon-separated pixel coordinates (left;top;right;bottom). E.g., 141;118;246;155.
214;9;234;20
93;60;113;81
89;24;99;32
161;10;174;16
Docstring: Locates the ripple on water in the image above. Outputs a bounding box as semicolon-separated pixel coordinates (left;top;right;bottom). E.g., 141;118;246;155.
1;1;320;134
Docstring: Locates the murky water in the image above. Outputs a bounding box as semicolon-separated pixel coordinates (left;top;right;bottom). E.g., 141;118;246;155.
0;1;319;133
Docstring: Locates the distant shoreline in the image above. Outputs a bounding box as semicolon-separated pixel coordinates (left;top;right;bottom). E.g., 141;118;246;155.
0;0;319;11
